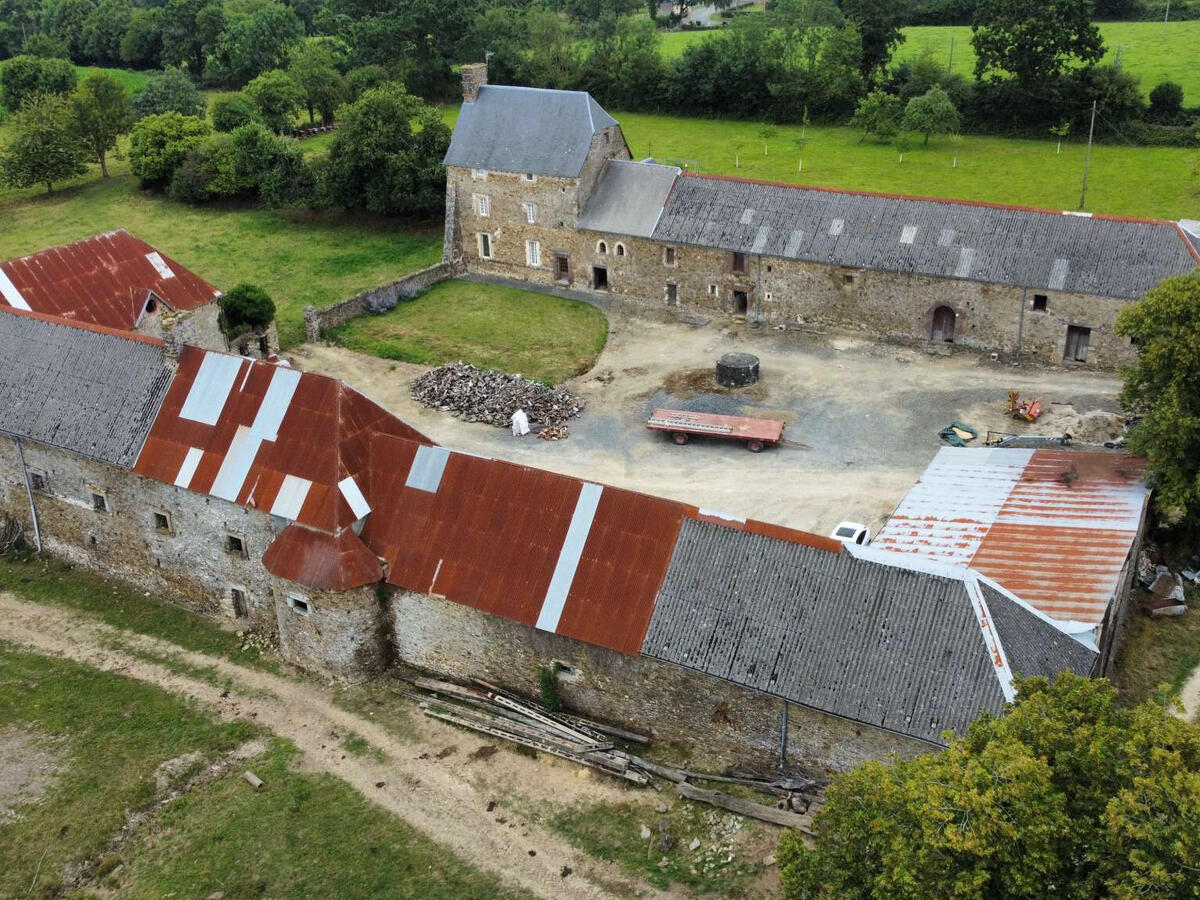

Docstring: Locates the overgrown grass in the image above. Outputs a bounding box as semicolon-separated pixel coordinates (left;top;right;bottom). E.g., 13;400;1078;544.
0;555;278;671
329;279;610;383
1112;586;1200;708
0;160;443;347
0;645;260;898
548;799;766;896
75;65;151;94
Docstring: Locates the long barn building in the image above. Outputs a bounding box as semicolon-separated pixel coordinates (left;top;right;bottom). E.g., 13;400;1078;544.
443;64;1200;368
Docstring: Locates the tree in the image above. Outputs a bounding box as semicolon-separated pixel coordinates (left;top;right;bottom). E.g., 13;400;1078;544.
579;15;666;112
839;0;905;80
323;83;450;216
288;37;346;124
1;55;77;111
211;93;261;132
1148;80;1185;124
81;0;133;64
160;0;223;75
903;84;960;144
779;674;1200;899
852;89;903;141
972;0;1104;85
1116;272;1200;523
0;93;89;193
220;283;276;335
128;111;211;185
213;0;304;84
344;64;389;100
245;69;302;133
69;71;131;177
119;8;163;68
47;0;97;60
132;68;206;121
21;33;69;58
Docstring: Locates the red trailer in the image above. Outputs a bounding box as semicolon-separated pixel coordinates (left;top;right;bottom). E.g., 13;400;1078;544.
646;408;786;453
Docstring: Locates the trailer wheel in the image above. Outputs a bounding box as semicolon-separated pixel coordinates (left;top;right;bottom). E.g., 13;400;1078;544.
746;440;764;453
672;432;689;445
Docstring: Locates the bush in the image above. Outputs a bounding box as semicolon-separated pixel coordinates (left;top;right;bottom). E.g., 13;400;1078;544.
245;69;303;134
219;283;276;337
132;68;206;121
0;55;77;112
168;135;236;202
1149;80;1186;123
345;65;389;100
129;112;211;186
538;666;563;713
211;93;261;132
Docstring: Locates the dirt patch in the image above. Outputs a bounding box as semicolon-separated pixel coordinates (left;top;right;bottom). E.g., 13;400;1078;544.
655;368;769;404
0;726;63;824
468;744;499;763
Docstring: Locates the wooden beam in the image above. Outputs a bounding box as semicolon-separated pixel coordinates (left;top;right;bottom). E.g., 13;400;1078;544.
676;783;813;832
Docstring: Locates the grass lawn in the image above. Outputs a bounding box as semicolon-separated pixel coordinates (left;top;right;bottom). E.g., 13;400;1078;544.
0;647;529;899
1112;586;1200;709
329;279;610;383
0;154;443;348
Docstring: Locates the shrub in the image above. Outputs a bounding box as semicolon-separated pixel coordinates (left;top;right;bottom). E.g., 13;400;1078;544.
129;112;211;186
211;93;261;132
132;68;206;121
538;666;563;713
219;283;276;337
245;69;302;134
1149;80;1185;123
0;55;77;111
345;65;389;100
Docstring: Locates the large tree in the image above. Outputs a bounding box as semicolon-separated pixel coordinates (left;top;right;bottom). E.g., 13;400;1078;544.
0;93;89;193
779;674;1200;899
0;54;76;111
323;83;449;216
213;0;304;84
69;70;131;177
132;68;206;121
81;0;133;64
1116;271;1200;524
972;0;1104;85
838;0;905;80
287;37;346;124
245;69;302;133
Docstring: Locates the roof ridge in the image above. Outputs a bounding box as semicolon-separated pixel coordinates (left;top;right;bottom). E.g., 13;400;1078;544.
682;171;1178;227
0;304;165;346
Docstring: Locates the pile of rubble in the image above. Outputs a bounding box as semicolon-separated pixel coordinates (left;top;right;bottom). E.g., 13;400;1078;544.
1137;548;1196;617
411;362;585;431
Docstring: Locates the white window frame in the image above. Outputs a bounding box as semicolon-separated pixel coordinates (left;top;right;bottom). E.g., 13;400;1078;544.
526;240;541;268
524;202;537;224
615;243;627;258
477;233;494;260
287;594;312;617
473;193;491;217
708;284;719;296
522;172;537;183
596;240;608;255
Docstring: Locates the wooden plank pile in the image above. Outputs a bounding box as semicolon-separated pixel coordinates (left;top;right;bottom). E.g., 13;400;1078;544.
405;675;819;832
410;363;585;430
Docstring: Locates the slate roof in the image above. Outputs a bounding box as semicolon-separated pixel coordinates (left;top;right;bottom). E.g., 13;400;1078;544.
642;519;1097;745
980;581;1100;679
444;85;619;178
648;174;1198;299
578;160;681;238
0;308;172;467
0;230;222;331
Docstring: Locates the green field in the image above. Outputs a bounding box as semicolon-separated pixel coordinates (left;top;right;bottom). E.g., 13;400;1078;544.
440;105;1198;218
330;279;609;383
661;20;1200;100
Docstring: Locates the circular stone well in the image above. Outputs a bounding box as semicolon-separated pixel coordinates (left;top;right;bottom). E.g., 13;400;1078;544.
715;353;760;388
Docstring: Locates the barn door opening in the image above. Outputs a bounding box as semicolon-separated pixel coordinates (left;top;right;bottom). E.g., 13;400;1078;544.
1064;325;1091;362
930;305;956;342
553;253;570;284
733;290;749;315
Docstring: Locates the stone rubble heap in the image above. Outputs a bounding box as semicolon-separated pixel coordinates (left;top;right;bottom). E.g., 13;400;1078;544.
411;362;585;430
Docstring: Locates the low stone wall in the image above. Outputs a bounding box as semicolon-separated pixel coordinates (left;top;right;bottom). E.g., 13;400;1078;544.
303;262;460;342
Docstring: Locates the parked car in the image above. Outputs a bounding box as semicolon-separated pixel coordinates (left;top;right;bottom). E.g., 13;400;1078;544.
830;521;870;546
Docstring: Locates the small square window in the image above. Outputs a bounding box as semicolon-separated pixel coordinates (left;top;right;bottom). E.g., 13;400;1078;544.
842;273;855;285
1032;294;1048;311
522;172;537;183
287;594;311;616
153;511;171;533
29;472;46;492
92;492;108;512
226;534;245;556
708;284;718;296
554;660;580;681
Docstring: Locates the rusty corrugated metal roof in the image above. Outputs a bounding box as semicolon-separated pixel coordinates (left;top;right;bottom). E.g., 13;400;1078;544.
873;448;1148;626
261;524;383;591
0;230;221;330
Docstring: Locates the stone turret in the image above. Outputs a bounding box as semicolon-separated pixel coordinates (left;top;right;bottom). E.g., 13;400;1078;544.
461;62;487;103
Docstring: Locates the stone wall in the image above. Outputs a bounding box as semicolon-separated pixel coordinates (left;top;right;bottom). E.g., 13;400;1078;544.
303;262;460;342
137;302;227;352
389;589;929;774
0;436;282;631
274;581;390;679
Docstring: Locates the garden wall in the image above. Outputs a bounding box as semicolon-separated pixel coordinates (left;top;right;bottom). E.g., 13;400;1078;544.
303;261;461;341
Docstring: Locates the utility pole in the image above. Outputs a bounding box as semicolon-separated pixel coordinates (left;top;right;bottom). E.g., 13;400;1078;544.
1079;99;1097;211
947;36;954;74
1165;0;1171;36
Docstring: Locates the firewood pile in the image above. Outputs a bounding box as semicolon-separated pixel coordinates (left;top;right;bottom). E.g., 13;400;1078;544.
537;425;570;441
411;362;585;430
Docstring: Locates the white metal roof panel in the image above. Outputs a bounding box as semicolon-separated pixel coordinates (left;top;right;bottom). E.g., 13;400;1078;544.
271;474;312;520
0;269;30;310
338;475;371;520
180;353;243;426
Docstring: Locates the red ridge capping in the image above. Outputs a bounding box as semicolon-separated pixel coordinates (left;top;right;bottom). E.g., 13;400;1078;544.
682;171;1177;227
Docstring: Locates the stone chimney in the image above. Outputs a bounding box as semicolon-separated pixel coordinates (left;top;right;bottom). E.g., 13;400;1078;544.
461;62;488;103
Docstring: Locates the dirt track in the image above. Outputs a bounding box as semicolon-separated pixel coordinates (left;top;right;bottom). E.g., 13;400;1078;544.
0;593;670;900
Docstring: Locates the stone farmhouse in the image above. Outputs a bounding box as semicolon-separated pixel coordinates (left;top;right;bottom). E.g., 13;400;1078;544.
0;230;277;356
1;302;1110;773
443;66;1200;368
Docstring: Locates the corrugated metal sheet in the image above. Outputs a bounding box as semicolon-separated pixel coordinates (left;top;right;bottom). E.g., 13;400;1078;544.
0;307;172;466
0;231;221;330
445;85;619;178
652;174;1197;299
261;524;383;591
643;519;1009;744
873;448;1148;625
135;347;429;534
577;160;680;238
980;582;1099;678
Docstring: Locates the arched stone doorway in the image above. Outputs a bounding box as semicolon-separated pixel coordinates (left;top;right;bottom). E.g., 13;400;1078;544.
930;305;956;342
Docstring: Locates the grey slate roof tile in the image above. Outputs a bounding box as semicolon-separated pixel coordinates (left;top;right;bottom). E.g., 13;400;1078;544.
444;85;618;178
651;175;1197;299
0;312;172;467
982;582;1100;680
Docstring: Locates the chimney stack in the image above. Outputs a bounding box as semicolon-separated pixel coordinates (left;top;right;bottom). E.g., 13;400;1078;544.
461;62;488;103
